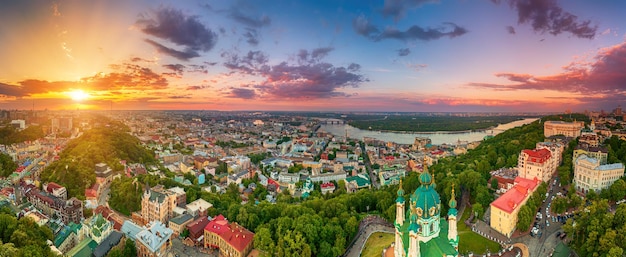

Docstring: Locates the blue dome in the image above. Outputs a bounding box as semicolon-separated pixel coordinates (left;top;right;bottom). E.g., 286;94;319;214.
449;198;457;209
410;182;441;219
419;171;432;185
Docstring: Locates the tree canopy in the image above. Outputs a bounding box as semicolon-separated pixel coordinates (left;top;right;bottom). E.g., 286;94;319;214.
0;153;17;178
0;125;45;145
40;120;155;199
0;212;55;257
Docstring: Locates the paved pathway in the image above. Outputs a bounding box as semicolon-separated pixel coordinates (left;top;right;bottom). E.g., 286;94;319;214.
512;243;530;257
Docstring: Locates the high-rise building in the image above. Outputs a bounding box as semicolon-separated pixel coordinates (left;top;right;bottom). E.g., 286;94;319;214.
51;117;73;134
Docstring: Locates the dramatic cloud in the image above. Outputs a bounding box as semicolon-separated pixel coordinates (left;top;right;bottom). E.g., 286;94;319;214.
468;42;626;94
353;15;380;38
162;64;186;76
138;7;217;60
186;85;210;91
229;9;271;28
506;26;516;34
397;48;411;56
297;47;334;64
227;8;271;46
493;0;597;39
224;48;367;100
82;63;169;91
223;50;269;74
226;87;257;99
144;39;200;61
381;0;439;21
243;28;260;46
353;16;467;42
0;62;169;98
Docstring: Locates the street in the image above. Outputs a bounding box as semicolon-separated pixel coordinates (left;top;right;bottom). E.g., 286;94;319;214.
169;237;216;257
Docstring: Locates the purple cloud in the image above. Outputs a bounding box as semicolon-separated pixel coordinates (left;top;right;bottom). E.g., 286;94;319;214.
224;48;367;100
468;42;626;94
397;48;411;56
138;7;217;60
226;88;257;99
493;0;597;39
381;0;440;21
506;26;516;34
229;9;271;28
353;16;467;42
223;50;269;74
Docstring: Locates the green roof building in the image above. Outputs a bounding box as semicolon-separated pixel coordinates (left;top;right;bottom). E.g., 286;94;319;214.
393;161;459;257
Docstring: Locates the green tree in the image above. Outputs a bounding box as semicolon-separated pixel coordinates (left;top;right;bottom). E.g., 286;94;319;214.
109;177;143;216
516;205;532;232
0;153;17;177
122;238;137;257
552;197;568;214
609;179;626;202
472;203;484;220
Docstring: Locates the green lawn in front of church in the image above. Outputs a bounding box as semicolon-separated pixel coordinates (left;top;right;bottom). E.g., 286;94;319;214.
361;232;395;257
457;206;501;255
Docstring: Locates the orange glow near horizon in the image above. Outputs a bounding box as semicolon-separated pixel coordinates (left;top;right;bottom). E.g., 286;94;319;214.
68;89;90;102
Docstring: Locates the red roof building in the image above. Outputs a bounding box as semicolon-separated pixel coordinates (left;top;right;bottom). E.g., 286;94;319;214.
204;215;254;257
490;177;540;237
320;182;336;194
518;148;556;182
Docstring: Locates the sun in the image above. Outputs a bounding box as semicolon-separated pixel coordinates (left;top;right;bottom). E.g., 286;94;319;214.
68;89;89;102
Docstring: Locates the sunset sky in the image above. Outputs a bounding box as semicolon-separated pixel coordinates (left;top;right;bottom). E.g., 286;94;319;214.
1;0;625;112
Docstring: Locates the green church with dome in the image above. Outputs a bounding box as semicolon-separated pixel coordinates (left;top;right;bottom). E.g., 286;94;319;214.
394;161;459;257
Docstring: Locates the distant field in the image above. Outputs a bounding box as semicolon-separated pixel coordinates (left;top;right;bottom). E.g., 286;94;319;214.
361;232;394;257
346;115;528;132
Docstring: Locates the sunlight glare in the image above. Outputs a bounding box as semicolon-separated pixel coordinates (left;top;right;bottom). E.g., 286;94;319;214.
68;89;89;102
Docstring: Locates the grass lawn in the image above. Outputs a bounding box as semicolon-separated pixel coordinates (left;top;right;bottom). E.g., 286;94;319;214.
361;232;394;257
457;206;502;255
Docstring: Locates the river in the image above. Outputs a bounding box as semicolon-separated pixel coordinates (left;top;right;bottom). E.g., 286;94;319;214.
318;118;538;145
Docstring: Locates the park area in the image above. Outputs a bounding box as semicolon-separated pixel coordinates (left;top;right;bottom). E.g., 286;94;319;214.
458;208;501;255
361;232;394;257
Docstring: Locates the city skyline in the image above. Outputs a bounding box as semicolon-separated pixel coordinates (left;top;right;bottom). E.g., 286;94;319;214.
1;0;625;112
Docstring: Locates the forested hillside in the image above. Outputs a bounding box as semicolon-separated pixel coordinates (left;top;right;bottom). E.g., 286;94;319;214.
0;125;45;145
40;119;155;199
